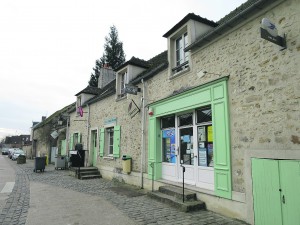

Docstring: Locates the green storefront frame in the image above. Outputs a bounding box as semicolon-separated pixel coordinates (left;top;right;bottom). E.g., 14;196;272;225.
148;77;232;199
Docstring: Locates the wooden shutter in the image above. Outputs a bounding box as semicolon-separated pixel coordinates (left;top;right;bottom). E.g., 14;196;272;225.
113;126;121;158
99;128;105;157
69;134;74;150
212;82;232;199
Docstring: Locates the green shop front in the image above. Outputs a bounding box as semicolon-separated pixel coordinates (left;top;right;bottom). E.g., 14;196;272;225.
148;78;232;199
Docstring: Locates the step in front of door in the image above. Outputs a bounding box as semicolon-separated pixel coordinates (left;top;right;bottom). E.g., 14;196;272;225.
148;189;205;212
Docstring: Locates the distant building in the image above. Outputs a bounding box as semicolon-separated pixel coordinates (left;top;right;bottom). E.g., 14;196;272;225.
4;134;31;149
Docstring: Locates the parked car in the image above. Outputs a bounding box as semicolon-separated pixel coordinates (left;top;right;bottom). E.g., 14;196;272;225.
1;148;9;155
12;149;25;161
8;148;16;159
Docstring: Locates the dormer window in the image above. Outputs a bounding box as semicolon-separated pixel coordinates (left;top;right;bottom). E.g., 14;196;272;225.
116;70;128;99
174;32;189;73
120;72;126;97
163;13;218;78
76;96;82;115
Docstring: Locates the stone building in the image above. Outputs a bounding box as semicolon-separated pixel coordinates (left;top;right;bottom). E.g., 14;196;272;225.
68;0;300;224
32;103;75;162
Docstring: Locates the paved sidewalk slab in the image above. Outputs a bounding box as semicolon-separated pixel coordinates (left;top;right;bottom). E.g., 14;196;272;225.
26;182;137;225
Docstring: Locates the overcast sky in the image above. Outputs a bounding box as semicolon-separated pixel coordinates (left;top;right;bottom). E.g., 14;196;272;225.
0;0;247;140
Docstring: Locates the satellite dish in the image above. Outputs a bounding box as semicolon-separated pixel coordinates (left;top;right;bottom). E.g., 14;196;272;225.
261;18;278;37
51;130;59;139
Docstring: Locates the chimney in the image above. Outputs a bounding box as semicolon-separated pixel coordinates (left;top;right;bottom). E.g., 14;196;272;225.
42;116;46;122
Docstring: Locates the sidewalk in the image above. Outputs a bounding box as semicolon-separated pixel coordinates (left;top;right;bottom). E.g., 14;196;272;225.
26;182;136;225
1;158;248;225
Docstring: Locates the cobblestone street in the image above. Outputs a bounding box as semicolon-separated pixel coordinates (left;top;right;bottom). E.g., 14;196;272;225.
0;157;248;225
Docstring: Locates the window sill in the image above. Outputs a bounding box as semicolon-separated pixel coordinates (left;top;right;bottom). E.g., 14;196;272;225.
170;66;190;80
103;156;114;160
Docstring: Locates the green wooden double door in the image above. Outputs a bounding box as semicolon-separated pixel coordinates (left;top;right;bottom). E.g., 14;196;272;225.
252;159;300;225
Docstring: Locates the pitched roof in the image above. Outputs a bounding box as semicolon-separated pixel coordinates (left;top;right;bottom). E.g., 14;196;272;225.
75;86;102;96
33;102;76;130
71;51;168;109
131;50;168;84
115;56;149;72
185;0;281;51
163;13;218;38
85;79;116;105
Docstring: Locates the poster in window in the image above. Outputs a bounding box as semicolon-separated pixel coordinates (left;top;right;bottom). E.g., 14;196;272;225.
208;143;214;167
183;135;190;143
198;147;207;166
198;126;206;142
207;126;213;142
162;129;176;163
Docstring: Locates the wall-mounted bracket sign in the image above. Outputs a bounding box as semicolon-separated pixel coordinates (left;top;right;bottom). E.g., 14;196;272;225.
260;18;286;49
124;84;141;95
128;99;140;118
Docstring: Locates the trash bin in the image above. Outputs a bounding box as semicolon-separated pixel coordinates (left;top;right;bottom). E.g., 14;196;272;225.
17;155;26;164
45;155;48;166
34;157;46;172
122;155;132;173
55;155;66;170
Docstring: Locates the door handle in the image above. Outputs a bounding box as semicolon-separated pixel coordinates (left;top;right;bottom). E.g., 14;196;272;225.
282;195;285;204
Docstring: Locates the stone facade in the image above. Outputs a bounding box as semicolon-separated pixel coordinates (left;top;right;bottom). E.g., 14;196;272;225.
67;0;300;223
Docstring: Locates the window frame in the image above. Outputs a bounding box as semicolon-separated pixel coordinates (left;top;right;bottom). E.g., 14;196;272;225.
117;71;127;99
106;127;114;156
99;126;121;158
173;32;189;74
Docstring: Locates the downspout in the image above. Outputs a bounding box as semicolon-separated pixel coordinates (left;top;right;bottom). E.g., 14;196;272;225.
66;116;69;157
140;79;145;189
86;104;90;167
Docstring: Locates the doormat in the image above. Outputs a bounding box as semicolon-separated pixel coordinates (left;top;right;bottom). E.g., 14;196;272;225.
109;186;146;198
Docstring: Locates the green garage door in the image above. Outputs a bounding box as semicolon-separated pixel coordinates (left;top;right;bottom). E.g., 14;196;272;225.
252;159;300;225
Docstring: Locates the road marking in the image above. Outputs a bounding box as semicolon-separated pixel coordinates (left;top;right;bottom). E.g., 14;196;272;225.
1;182;15;193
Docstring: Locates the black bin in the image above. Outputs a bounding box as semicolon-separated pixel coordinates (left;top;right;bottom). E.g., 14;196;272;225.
34;157;46;172
70;147;85;167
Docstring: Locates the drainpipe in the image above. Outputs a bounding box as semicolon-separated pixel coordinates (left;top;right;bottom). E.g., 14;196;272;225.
86;104;90;167
140;79;145;189
66;116;69;157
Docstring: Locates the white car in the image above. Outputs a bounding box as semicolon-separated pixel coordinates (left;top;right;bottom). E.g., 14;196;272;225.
12;149;25;161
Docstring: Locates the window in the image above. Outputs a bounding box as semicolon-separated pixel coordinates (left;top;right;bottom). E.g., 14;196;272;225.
70;132;81;150
197;106;213;167
161;115;175;129
76;96;82;116
118;72;127;99
74;133;79;146
196;107;212;124
178;113;193;126
99;126;120;158
173;32;189;74
161;115;176;163
107;127;114;155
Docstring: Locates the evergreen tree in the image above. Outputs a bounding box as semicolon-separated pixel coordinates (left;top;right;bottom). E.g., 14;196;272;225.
88;26;126;87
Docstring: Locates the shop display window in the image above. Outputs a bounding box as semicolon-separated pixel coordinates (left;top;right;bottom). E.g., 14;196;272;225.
162;129;176;163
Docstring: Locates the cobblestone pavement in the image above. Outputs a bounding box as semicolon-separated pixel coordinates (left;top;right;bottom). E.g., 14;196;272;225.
0;159;248;225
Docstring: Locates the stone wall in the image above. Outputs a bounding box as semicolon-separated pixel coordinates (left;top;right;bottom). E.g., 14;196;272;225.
145;0;300;193
69;0;300;195
32;124;52;157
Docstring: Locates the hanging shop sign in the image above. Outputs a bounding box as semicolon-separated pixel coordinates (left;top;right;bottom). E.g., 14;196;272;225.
260;18;286;49
128;99;140;118
104;117;117;127
124;84;141;95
